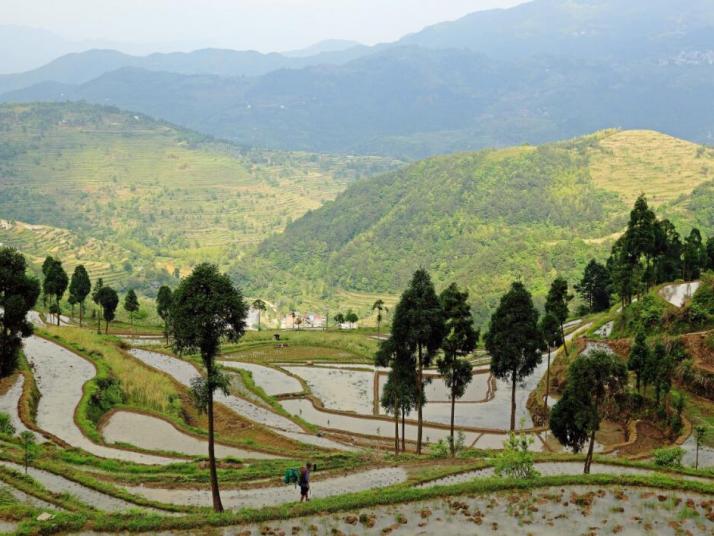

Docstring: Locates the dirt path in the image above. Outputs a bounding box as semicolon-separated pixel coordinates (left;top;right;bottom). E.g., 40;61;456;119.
123;467;408;509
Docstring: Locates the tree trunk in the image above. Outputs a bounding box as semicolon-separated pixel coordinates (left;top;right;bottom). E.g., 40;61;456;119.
584;428;596;474
510;373;517;432
257;311;261;331
79;302;83;327
207;389;224;512
401;407;406;452
105;318;109;334
97;307;101;334
416;344;423;454
544;348;551;410
636;373;640;393
165;321;169;345
394;399;399;456
450;390;456;457
56;298;60;326
696;444;700;470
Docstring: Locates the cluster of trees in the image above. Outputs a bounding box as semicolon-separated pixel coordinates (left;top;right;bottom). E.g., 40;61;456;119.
575;196;713;315
333;310;358;328
628;333;677;406
377;269;573;457
39;255;145;334
607;196;713;307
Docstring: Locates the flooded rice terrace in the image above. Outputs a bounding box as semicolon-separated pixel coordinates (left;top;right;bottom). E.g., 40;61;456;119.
135;486;714;535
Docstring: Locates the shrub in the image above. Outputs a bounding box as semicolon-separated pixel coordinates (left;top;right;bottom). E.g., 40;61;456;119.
492;431;539;479
653;446;684;468
428;439;449;459
0;412;15;436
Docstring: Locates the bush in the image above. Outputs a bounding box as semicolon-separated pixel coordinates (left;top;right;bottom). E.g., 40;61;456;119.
429;439;449;459
492;431;539;479
0;412;15;436
653;446;684;468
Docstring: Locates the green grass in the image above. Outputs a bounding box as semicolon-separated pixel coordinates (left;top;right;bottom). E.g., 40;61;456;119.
222;330;379;362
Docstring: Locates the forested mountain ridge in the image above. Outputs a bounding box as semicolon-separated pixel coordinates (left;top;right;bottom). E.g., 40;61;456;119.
3;0;713;158
0;102;400;292
246;130;714;323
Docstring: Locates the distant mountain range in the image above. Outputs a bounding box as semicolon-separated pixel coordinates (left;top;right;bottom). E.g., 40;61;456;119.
2;0;714;158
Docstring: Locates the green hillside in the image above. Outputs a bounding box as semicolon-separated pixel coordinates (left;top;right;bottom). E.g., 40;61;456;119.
250;130;714;324
0;102;400;289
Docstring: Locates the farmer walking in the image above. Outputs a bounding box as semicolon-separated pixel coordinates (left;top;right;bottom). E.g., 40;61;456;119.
299;462;312;502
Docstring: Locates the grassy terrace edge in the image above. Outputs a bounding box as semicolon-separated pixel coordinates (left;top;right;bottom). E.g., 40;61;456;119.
8;471;714;535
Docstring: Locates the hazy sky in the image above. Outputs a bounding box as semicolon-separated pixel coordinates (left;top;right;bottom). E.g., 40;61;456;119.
2;0;525;52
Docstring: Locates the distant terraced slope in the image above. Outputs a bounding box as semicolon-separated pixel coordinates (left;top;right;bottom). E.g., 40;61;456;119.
0;102;400;286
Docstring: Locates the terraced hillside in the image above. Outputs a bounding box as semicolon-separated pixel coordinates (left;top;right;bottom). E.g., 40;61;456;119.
0;102;400;290
251;130;714;323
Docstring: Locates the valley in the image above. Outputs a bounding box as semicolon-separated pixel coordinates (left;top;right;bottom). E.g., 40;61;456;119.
1;1;714;534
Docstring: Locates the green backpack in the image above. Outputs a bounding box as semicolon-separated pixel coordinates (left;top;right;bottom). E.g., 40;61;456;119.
283;467;299;485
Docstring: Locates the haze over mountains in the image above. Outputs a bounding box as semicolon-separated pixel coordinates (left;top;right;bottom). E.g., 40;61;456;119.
2;0;713;158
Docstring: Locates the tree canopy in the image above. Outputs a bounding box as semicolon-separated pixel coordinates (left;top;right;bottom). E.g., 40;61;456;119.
0;248;40;377
485;281;543;431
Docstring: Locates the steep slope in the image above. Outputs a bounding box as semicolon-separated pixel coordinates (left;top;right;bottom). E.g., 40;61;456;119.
250;130;714;323
0;102;399;291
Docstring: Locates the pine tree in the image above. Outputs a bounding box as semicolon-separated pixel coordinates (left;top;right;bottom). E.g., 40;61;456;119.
171;263;247;512
628;332;648;392
123;289;140;331
545;277;572;354
68;265;91;327
485;282;543;432
389;269;445;454
156;286;173;344
550;350;626;473
438;283;477;456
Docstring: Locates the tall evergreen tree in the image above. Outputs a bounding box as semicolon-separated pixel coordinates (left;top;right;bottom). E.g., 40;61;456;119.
653;219;682;284
43;258;68;326
545;277;572;354
389;269;445;454
650;343;674;406
68;265;91;327
123;289;140;331
171;263;247;512
626;195;657;289
377;338;416;454
156;286;173;344
576;259;611;313
706;237;714;271
550;350;626;474
438;283;477;456
628;331;648;392
0;248;40;378
96;287;119;334
683;228;705;280
539;312;561;410
485;282;543;431
91;278;104;334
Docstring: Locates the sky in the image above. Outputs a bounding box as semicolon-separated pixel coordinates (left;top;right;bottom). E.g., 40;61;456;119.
1;0;525;53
